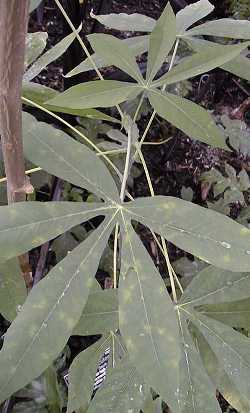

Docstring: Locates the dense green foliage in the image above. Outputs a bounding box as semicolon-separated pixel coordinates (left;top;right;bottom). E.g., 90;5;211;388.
1;0;250;412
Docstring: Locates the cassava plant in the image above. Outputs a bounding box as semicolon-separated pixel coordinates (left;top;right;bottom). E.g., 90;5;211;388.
2;0;250;412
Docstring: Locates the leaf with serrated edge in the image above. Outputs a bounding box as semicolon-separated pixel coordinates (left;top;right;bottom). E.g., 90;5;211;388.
24;26;82;81
22;112;119;202
124;195;250;271
90;11;156;32
153;42;249;87
87;355;147;413
88;34;144;83
191;312;250;403
193;324;250;412
146;2;176;82
67;334;112;413
45;80;143;110
0;201;109;263
148;89;227;149
175;311;221;412
0;216;115;404
186;19;250;39
65;36;150;77
176;0;214;35
119;219;180;412
0;259;27;321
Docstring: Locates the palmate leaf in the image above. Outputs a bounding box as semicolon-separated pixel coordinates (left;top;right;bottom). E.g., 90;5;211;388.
179;266;250;306
73;282;118;336
181;265;250;329
45;80;143;110
22;112;119;202
176;312;221;412
148;89;227;149
197;299;250;330
0;259;27;321
0;201;108;263
87;355;147;413
67;333;112;413
186;18;250;39
65;35;149;77
90;10;155;32
22;83;119;123
119;220;180;412
194;325;250;412
124;196;250;271
88;34;144;84
185;37;250;82
0;216;115;404
153;42;250;87
23;26;82;82
176;0;214;35
176;264;250;411
146;2;176;82
191;313;250;403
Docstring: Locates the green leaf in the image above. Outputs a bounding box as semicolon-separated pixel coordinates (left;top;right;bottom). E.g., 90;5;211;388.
65;36;149;77
0;201;107;263
22;84;119;123
22;82;58;104
87;355;147;413
147;2;176;82
0;259;27;321
124;195;250;271
192;312;250;403
185;37;250;82
0;217;115;404
176;0;214;35
186;18;250;39
24;26;82;81
25;32;48;69
88;34;144;83
29;0;43;13
194;325;250;413
148;89;227;149
73;287;118;336
197;298;250;330
45;80;143;110
90;10;155;32
179;266;250;306
176;312;221;412
22;112;120;202
67;334;112;413
153;42;250;87
119;220;180;411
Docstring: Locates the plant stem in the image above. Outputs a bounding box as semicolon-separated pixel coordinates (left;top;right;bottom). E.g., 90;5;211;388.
136;143;183;299
0;167;42;183
0;0;33;289
133;39;180;160
0;1;32;203
120;126;132;202
54;0;124;119
113;223;119;289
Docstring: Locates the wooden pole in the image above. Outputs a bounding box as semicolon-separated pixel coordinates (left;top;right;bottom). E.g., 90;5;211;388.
0;0;33;288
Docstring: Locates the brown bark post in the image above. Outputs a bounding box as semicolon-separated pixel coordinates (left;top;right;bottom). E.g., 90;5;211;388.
0;0;33;288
